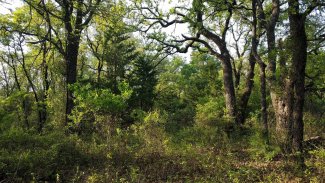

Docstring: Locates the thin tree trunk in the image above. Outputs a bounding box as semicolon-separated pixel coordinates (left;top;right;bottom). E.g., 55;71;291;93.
253;0;269;141
259;64;268;141
18;36;44;132
0;62;11;97
39;42;50;132
233;59;243;88
8;46;29;129
97;58;103;83
237;53;255;124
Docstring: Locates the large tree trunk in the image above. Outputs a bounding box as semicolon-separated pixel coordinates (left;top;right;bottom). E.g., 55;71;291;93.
65;33;81;125
266;32;293;152
221;52;238;124
256;0;294;150
272;82;294;152
64;0;86;125
288;0;307;164
258;0;293;149
64;0;84;125
193;1;239;125
265;0;307;157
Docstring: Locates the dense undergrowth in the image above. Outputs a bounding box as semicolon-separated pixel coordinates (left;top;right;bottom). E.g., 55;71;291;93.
0;114;324;182
0;77;323;182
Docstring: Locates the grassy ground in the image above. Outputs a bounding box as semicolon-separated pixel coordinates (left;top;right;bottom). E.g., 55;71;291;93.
1;122;324;183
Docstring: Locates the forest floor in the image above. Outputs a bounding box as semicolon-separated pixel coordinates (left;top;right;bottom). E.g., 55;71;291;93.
0;125;324;182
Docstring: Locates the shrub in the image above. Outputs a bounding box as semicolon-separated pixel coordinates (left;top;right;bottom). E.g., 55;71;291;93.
0;128;104;182
195;97;226;127
69;82;132;136
132;110;168;155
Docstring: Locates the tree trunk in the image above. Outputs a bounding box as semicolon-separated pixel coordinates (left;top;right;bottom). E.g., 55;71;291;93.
195;2;238;124
259;63;268;141
237;53;255;124
65;33;81;125
221;52;237;124
288;0;307;166
39;42;50;132
252;0;269;141
10;58;30;129
258;0;295;150
64;0;85;125
267;0;308;159
266;35;294;151
272;82;294;152
233;59;243;88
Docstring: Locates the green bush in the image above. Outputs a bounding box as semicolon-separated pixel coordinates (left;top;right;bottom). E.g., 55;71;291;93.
195;97;226;127
68;82;132;136
248;129;281;161
308;148;325;177
0;128;105;181
132;110;168;155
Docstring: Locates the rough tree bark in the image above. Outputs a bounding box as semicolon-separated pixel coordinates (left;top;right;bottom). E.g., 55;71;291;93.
258;0;319;157
256;0;293;150
237;53;256;125
65;32;81;125
221;51;237;123
63;0;83;125
288;0;308;166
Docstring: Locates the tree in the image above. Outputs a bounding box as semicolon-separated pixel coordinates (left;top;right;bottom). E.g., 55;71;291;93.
287;0;324;165
255;0;324;157
128;55;157;111
13;0;103;125
134;0;257;125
